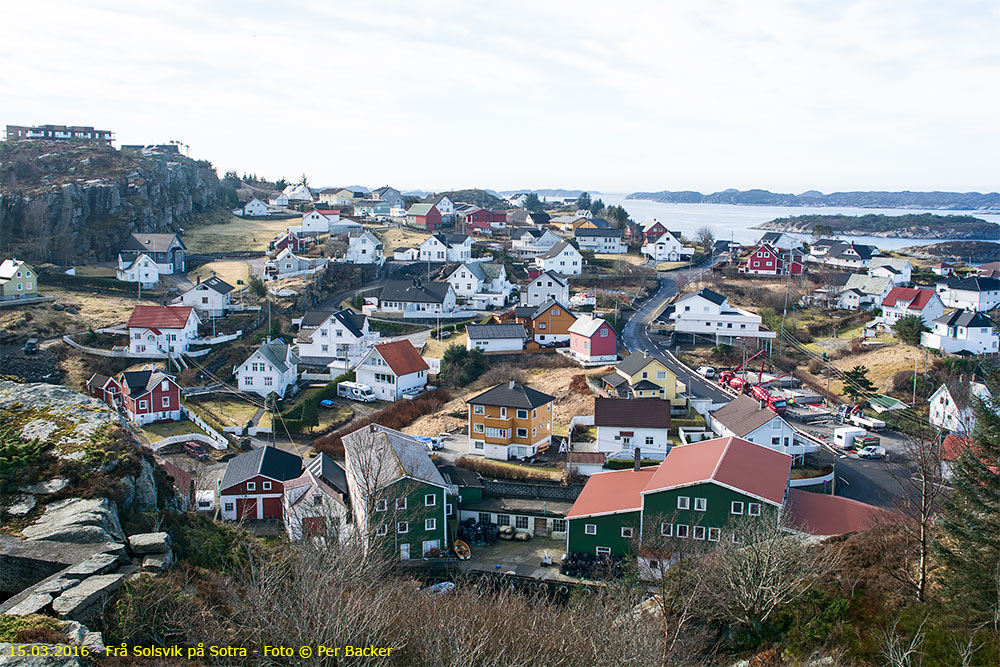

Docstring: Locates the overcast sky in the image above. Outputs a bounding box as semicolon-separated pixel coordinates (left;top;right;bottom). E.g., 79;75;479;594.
3;1;999;194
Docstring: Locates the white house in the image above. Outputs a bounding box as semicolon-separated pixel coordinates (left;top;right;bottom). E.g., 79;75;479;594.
535;241;584;276
354;340;429;401
521;271;570;307
575;228;625;254
507;193;529;208
378;280;457;317
269;193;290;207
447;261;512;308
670;288;775;343
511;228;561;257
282;183;314;202
880;287;944;328
299;208;339;236
235;339;299;399
345;231;384;265
708;394;814;460
179;276;234;318
116;253;160;289
393;247;418;261
265;247;328;280
465;323;528;352
758;232;804;251
809;241;877;270
929;382;992;435
295;308;379;370
921;309;1000;355
594;398;673;460
418;234;473;263
242;198;269;217
422;194;456;223
868;258;912;286
283;453;351;542
127;305;200;355
120;233;186;275
836;275;893;311
641;231;690;262
936;276;1000;312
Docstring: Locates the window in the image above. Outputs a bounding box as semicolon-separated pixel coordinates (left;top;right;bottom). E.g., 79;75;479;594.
473;404;484;415
396;497;407;510
516;409;528;419
693;526;706;540
224;503;234;512
262;481;272;491
264;377;273;387
731;501;744;515
708;527;721;542
424;494;437;507
477;513;492;525
162;396;171;408
694;498;707;512
516;428;528;438
446;503;453;516
660;523;673;537
677;496;690;510
376;499;387;512
552;519;567;532
500;407;507;418
397;522;408;534
485;427;506;438
731;532;742;544
246;482;256;491
138;400;148;411
313;495;323;506
539;322;546;329
676;524;689;538
425;518;436;531
600;328;608;337
596;546;612;556
585;523;597;535
497;514;511;526
516;516;529;530
748;502;761;516
621;527;633;538
377;524;388;536
645;436;654;446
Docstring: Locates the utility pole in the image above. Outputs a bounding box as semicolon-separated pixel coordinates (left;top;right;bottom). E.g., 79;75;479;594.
912;356;918;406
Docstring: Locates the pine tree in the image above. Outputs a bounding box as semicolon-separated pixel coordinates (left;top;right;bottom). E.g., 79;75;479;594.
935;374;1000;617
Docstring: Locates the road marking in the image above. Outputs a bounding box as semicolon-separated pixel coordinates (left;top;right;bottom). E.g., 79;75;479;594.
837;476;850;486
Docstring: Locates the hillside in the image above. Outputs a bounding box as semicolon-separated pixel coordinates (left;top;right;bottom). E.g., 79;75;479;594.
899;240;1000;262
753;213;1000;239
440;188;507;209
628;188;1000;210
0;140;233;264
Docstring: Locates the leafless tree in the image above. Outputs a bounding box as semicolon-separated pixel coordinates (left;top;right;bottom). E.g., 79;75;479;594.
695;226;715;253
877;616;926;667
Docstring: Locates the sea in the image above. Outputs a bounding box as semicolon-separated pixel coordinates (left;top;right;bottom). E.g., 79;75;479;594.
598;193;1000;252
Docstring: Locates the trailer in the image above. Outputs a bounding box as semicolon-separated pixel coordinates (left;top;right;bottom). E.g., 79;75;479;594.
336;381;376;402
834;426;867;449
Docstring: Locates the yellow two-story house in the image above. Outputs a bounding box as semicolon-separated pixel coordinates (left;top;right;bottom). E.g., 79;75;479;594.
0;259;38;301
468;381;555;461
602;352;687;411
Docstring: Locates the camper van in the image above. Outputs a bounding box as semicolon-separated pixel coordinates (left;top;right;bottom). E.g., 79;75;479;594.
834;426;867;450
337;381;376;403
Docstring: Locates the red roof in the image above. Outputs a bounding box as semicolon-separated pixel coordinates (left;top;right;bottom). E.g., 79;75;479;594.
941;434;971;462
127;305;196;330
372;340;429;376
643;436;791;505
882;287;936;311
567;467;658;518
785;488;897;536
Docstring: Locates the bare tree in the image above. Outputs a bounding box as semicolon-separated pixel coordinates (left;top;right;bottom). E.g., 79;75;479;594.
877;616;927;667
695;226;715;253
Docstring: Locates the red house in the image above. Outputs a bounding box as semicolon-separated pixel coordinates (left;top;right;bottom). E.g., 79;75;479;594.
641;220;669;242
568;316;618;364
739;243;803;276
219;445;303;521
269;231;304;254
406;203;443;230
87;367;182;426
465;219;493;236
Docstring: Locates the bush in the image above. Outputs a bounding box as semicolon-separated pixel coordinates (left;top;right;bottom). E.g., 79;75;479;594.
605;457;661;470
891;314;928;345
709;343;735;360
455;456;557;481
569;374;592;395
439;345;487;388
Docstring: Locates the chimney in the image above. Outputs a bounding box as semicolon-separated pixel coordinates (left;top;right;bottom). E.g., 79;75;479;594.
643;349;648;358
633;447;641;472
509;378;515;390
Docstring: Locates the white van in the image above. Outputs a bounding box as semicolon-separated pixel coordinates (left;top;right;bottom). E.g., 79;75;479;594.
337;381;376;402
833;426;867;449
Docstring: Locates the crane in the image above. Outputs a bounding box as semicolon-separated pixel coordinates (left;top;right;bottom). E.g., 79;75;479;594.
717;349;764;393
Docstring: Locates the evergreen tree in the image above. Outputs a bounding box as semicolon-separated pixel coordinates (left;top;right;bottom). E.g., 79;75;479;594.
524;193;544;212
935;373;1000;617
576;192;592;210
842;365;876;401
301;398;320;432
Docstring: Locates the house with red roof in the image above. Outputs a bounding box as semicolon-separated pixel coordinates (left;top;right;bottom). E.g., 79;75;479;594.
127;305;200;355
880;287;944;327
566;436;792;559
784;489;895;537
220;445;303;521
354;339;429;401
738;243;804;276
88;367;182;426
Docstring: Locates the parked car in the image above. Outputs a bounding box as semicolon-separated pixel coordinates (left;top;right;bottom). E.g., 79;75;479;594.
183;441;208;461
23;338;39;355
697;366;715;378
858;445;887;460
414;436;444;451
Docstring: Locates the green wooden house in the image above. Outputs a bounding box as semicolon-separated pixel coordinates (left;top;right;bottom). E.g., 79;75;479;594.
567;436;792;558
343;424;454;560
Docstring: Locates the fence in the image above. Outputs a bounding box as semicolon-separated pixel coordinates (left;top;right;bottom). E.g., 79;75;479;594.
179;405;229;449
0;295;55;308
62;335;213;359
482;480;584;502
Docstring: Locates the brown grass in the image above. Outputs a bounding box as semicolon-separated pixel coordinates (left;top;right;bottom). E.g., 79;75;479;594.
455;456;561;481
0;288;157;342
183;215;292;254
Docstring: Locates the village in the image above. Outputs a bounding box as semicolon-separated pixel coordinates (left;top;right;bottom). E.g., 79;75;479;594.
2;152;997;597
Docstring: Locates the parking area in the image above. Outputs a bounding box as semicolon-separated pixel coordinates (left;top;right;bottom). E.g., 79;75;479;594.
456;535;569;580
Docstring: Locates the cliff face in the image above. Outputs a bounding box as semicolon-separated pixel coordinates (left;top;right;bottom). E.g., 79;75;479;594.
0;141;228;263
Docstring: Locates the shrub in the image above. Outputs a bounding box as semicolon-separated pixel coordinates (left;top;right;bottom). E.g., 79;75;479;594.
605;457;661;470
709;343;734;360
0;614;66;643
569;374;591;395
891;314;928;345
439;345;487;388
454;456;558;481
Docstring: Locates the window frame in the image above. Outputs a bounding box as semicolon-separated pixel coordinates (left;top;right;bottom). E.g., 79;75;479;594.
677;496;690;510
584;523;597;535
731;501;744;515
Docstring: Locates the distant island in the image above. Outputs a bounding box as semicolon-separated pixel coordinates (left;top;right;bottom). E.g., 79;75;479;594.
753;213;1000;240
627;188;1000;210
499;188;592;198
898;240;1000;263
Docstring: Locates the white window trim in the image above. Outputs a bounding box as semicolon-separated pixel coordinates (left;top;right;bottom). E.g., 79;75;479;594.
677;496;690;510
731;501;744;515
621;527;633;538
660;523;673;537
584;523;597;535
425;494;437;507
397;521;408;534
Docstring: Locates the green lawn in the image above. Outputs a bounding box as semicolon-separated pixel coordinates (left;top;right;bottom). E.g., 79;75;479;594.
142;420;206;443
188;396;260;428
189;261;250;287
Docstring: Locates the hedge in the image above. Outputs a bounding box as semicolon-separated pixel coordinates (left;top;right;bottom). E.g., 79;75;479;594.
39;271;145;294
279;371;355;433
605;457;661;470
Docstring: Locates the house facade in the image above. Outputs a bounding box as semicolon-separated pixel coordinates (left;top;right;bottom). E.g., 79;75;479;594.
670;289;775;343
594;398;672;459
355;340;429;401
406;204;444;230
283;453;351;541
467;381;555;460
243;198;269;217
345;231;384;265
708;395;813;460
921;309;1000;354
642;231;692;262
378;280;457;317
568;316;618;364
601;353;687;409
127;305;200;354
465;323;528;353
89;368;182;426
640;220;669;242
235;340;299;398
929;382;992;435
446;261;512;307
836;274;893;310
220;446;304;521
536;241;584;276
936;276;1000;312
575;228;625;254
512;228;561;258
868;258;912;285
738;243;804;276
179;276;234;318
422;194;457;224
371;186;404;205
121;233;186;274
295;308;379;368
514;299;577;344
521;271;569;307
418;234;473;262
0;259;38;301
115;254;160;289
880;287;943;327
265;248;328;279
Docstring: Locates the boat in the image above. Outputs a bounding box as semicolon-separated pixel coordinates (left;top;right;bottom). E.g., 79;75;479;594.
453;539;471;560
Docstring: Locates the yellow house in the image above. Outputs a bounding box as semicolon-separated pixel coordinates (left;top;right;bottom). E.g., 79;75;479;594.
601;352;687;408
318;188;355;206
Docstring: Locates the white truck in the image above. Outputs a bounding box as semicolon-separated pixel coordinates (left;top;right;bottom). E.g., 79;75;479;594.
848;413;886;431
336;381;376;402
834;426;867;449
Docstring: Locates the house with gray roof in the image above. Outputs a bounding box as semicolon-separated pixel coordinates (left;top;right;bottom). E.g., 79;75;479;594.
178;276;235;317
295;308;379;370
521;270;570;307
837;274;893;310
235;339;299;398
220;445;303;521
936;276;1000;312
283;452;351;541
418;233;473;262
867;258;912;285
921;308;1000;355
708;395;814;459
808;241;878;270
465;323;528;353
378;279;457;317
535;240;584;275
120;233;186;274
446;261;513;307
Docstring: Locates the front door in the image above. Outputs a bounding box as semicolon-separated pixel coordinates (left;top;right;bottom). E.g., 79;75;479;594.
400;543;410;560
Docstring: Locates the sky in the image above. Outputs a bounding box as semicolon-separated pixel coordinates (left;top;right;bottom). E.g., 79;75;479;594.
3;0;1000;194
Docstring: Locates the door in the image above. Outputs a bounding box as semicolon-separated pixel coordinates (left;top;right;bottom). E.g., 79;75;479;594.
237;497;258;520
422;540;440;557
533;518;548;537
400;543;410;560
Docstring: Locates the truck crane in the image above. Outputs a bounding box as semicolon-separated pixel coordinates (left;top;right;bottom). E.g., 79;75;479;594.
749;370;793;414
717;349;765;393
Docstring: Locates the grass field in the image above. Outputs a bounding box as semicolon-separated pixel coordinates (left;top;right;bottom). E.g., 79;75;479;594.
422;332;467;358
73;265;116;278
594;253;645;266
189;396;261;428
189;261;251;287
184;215;291;253
141;419;206;443
0;288;158;341
379;227;431;252
656;260;692;271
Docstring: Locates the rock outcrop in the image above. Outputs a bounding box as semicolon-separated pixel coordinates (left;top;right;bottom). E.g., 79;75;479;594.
21;498;125;544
